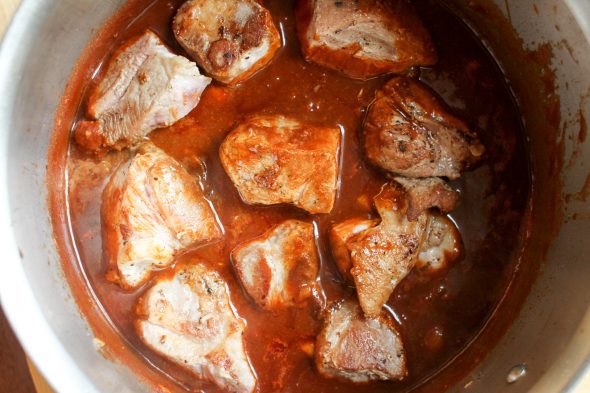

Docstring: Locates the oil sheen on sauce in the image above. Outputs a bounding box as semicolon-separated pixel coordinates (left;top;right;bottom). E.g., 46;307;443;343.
64;0;531;391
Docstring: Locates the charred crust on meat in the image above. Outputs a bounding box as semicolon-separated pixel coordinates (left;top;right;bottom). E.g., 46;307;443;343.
208;39;237;70
242;11;266;50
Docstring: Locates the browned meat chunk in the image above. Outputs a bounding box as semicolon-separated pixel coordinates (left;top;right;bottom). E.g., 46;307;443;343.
394;176;459;220
328;218;378;283
102;143;222;289
75;30;211;151
219;115;341;214
417;214;462;271
364;76;485;179
330;179;462;316
232;220;320;310
348;183;428;317
295;0;436;79
173;0;282;84
136;264;256;393
330;213;462;282
315;299;407;382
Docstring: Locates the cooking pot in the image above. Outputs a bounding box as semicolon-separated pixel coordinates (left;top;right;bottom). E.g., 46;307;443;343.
1;0;589;392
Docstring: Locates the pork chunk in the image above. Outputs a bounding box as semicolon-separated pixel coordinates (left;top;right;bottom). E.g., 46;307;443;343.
316;299;407;382
349;183;428;317
136;264;256;393
328;218;378;283
75;30;211;151
394;176;459;221
295;0;436;79
417;214;461;271
219;115;341;214
232;220;320;310
331;180;462;313
173;0;281;84
102;143;222;289
364;76;485;179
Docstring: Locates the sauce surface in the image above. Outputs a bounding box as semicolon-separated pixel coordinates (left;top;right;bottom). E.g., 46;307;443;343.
64;0;531;391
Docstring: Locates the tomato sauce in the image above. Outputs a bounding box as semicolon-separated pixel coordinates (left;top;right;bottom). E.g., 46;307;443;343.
61;0;531;391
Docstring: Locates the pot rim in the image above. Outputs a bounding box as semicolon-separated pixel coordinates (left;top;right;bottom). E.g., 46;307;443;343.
0;1;97;392
0;1;589;393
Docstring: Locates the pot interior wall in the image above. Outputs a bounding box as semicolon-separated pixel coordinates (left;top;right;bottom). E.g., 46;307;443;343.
1;0;146;392
436;1;590;392
0;0;589;392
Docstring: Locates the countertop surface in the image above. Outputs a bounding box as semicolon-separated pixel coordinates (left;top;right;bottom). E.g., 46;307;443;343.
0;0;18;37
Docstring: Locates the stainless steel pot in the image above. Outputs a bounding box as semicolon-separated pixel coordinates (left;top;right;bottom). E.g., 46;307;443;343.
1;0;589;392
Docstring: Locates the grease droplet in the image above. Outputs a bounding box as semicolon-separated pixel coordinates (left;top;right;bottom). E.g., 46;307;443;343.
506;364;527;383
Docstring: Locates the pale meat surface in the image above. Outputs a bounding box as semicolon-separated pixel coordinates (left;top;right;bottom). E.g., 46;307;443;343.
364;76;485;179
348;183;428;317
219;115;341;214
394;176;459;220
328;218;378;283
173;0;281;84
102;143;222;289
295;0;436;79
417;214;462;271
316;299;407;382
75;30;211;151
232;220;320;310
136;264;256;393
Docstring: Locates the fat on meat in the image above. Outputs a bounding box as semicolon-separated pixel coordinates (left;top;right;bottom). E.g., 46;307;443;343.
102;143;221;289
75;30;211;151
296;0;436;79
219;115;341;214
136;264;256;392
232;220;320;310
173;0;281;84
315;299;407;382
